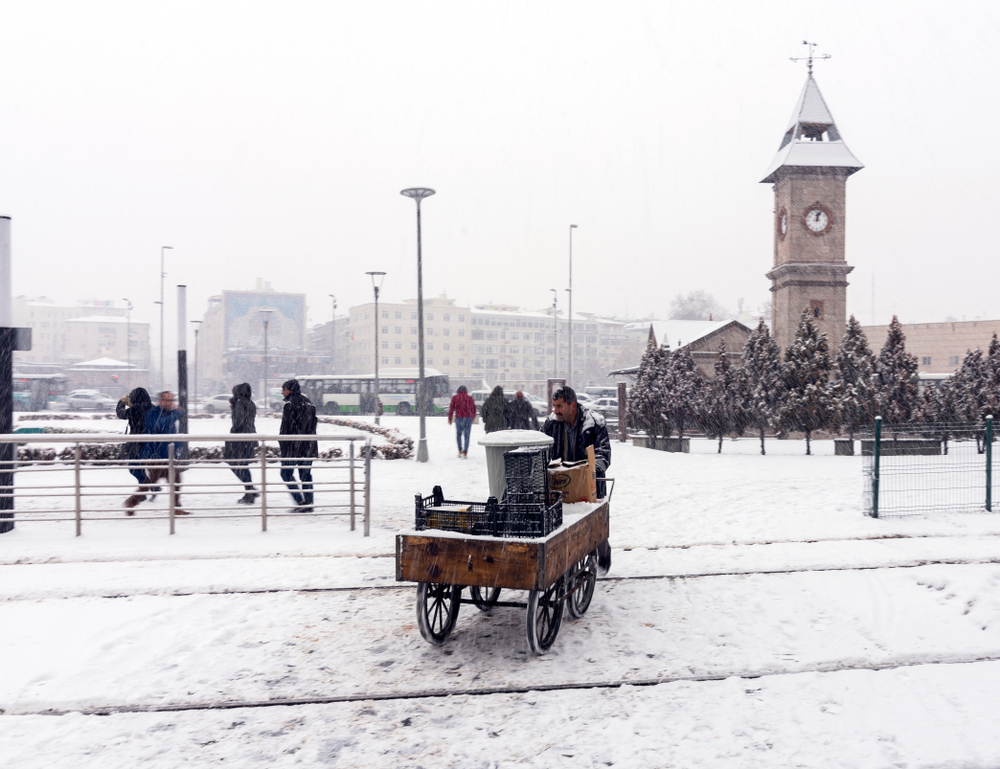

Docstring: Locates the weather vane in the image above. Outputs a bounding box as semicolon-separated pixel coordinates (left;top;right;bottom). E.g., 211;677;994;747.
790;41;831;76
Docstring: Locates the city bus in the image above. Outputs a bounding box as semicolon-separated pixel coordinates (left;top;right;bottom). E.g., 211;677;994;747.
295;369;451;415
12;374;69;411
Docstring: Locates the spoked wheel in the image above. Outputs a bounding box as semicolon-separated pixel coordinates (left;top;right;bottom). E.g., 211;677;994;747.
566;550;598;619
469;586;502;611
416;582;461;645
526;580;565;654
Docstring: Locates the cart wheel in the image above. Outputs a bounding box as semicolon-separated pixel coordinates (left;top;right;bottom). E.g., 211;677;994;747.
416;582;461;645
566;550;598;619
526;580;564;654
469;586;501;611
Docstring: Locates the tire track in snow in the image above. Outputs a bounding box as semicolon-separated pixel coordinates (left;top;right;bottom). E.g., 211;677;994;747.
13;653;1000;717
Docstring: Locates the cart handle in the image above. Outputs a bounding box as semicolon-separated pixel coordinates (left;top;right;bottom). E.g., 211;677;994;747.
601;477;615;504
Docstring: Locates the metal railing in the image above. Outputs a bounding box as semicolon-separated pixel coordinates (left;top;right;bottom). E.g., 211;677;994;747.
0;432;372;536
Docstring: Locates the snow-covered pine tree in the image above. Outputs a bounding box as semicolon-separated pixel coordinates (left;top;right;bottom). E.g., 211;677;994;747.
779;309;834;455
832;315;877;442
697;340;749;453
626;342;672;441
983;333;1000;421
874;315;919;433
913;377;961;454
952;348;987;425
741;318;784;455
661;346;702;442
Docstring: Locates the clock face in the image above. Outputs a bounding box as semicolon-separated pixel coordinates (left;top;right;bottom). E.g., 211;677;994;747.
777;208;788;239
804;206;830;233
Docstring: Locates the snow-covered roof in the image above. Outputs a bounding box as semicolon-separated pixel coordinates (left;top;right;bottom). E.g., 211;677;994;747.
71;357;132;368
624;319;739;349
64;315;129;323
761;76;863;183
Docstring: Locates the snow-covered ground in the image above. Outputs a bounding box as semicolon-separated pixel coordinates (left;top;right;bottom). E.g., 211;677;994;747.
4;413;1000;768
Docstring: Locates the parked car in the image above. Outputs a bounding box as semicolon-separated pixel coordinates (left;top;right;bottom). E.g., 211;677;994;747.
590;397;619;420
66;392;118;411
201;394;233;413
525;393;549;418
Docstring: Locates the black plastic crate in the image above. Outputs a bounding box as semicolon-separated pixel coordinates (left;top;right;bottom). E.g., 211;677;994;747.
414;485;499;535
503;446;550;502
498;494;563;538
415;485;562;538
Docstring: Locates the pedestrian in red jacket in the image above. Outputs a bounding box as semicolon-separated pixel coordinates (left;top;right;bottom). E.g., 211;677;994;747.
448;386;476;458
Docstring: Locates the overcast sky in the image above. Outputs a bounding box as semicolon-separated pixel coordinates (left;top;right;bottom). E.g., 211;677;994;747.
2;0;998;352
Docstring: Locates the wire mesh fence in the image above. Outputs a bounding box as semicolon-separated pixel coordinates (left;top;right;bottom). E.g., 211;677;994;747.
861;416;995;518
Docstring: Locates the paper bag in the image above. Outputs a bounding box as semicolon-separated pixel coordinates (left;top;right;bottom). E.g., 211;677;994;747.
548;447;597;504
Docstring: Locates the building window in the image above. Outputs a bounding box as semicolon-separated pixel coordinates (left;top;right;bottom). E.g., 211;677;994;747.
443;328;450;336
458;314;465;322
395;311;402;319
411;357;417;364
381;326;388;334
810;300;823;319
381;341;389;349
427;312;433;320
382;310;389;318
459;358;465;365
381;356;389;364
950;356;959;366
394;341;401;349
443;358;450;365
427;342;434;350
443;314;450;322
427;328;434;335
411;342;417;350
411;312;417;320
921;357;931;366
428;358;433;365
443;343;450;350
459;344;465;351
459;329;465;337
394;357;401;364
394;326;402;334
411;327;417;334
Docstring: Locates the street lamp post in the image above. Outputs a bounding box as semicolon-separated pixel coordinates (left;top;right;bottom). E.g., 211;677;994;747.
122;298;132;391
191;320;202;414
366;272;386;425
400;187;435;464
551;288;558;381
329;294;337;374
259;309;274;410
568;224;577;386
159;246;172;392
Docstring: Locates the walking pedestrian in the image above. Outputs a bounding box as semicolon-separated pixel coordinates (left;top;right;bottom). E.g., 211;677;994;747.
223;382;258;504
447;385;476;458
279;379;318;513
127;391;188;515
506;390;539;430
117;387;154;510
481;385;508;433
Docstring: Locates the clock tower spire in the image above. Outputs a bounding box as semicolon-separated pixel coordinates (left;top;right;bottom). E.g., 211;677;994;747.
762;45;863;356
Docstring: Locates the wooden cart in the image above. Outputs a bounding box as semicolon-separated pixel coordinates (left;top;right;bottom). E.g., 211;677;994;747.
396;489;611;654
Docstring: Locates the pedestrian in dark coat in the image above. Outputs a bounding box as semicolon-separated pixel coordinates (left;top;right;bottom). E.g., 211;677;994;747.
117;387;153;508
447;385;476;458
279;378;318;512
506;390;539;430
223;382;258;504
126;391;188;515
481;385;509;433
542;385;613;574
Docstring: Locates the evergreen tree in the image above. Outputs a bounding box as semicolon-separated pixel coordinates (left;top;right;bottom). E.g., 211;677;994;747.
875;316;919;432
661;346;702;440
983;334;1000;420
741;319;784;455
832;315;877;442
779;310;834;455
914;378;962;454
697;340;750;453
626;342;672;441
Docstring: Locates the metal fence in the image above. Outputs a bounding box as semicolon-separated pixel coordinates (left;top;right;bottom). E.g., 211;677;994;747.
0;432;372;536
862;416;995;518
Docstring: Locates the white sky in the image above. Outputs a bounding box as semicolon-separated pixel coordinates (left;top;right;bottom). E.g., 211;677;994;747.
2;0;998;352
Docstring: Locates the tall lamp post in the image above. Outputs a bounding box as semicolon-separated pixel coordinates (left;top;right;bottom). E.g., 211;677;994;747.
400;187;435;464
366;272;386;425
191;320;202;414
159;246;172;391
122;298;132;391
328;294;337;374
551;288;558;381
259;308;274;410
568;224;577;386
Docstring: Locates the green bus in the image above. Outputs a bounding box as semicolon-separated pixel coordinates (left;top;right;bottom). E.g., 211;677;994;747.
296;369;451;416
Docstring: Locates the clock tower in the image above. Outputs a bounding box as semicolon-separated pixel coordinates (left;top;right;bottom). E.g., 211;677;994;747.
762;67;863;355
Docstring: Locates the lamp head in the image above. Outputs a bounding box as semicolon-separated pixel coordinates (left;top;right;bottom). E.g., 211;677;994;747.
400;188;436;201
